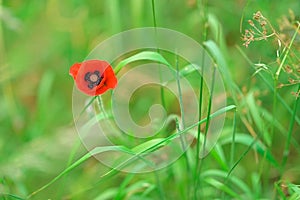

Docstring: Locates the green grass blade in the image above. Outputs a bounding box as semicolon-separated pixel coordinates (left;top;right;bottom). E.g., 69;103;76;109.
236;45;300;125
1;194;25;200
246;92;271;146
202;169;252;198
114;51;172;74
275;23;300;78
210;144;229;170
131;138;167;154
26;146;134;199
230;109;237;168
220;133;279;169
281;84;300;170
27;105;235;199
204;178;241;199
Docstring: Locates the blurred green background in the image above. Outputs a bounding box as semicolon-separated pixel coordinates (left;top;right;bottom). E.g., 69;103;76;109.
1;0;299;199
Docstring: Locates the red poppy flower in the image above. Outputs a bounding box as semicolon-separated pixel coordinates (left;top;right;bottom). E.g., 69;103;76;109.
69;60;117;96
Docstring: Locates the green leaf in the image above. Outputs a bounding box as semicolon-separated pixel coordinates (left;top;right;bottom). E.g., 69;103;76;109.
115;51;172;73
246;92;271;146
131;138;167;154
26;145;134;199
27;105;236;199
210;144;229;171
179;64;199;77
202;169;252;198
204;178;240;199
220;133;279;168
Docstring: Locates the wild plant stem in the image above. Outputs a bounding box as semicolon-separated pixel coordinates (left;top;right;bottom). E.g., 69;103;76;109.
150;2;166;198
236;45;300;125
226;136;259;179
97;96;108;118
195;65;217;198
151;0;157;28
194;0;208;198
275;23;300;78
175;53;192;196
271;78;277;145
202;66;216;157
230;109;237;167
281;84;300;170
151;0;166;109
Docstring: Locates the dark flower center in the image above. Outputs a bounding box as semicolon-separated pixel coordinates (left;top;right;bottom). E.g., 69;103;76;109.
84;71;103;89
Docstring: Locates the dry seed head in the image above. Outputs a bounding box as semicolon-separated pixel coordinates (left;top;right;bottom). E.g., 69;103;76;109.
277;83;284;88
253;11;262;20
248;20;254;26
260;20;267;27
288;78;295;84
256;99;262;106
285;65;293;73
291;90;300;98
262;29;267;35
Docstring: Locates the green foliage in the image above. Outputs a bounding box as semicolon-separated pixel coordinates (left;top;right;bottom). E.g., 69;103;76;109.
1;0;300;199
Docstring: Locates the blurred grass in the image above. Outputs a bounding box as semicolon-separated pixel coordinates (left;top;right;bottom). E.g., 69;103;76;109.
0;0;300;199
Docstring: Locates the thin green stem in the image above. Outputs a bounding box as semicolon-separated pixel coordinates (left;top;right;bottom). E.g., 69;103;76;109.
27;104;235;199
151;0;166;109
195;59;204;190
271;23;300;151
236;45;300;125
151;0;157;28
226;136;259;179
194;0;208;198
175;54;187;148
175;54;192;196
271;77;277;145
73;96;97;124
230;109;237;167
202;66;216;157
281;84;300;170
195;65;217;198
275;23;300;78
154;171;166;200
2;194;24;200
97;96;108;118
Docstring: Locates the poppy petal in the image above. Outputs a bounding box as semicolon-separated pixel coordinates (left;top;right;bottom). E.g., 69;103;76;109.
70;60;117;96
69;63;81;79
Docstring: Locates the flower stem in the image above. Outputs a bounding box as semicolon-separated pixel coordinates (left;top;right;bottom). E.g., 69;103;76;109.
281;84;300;170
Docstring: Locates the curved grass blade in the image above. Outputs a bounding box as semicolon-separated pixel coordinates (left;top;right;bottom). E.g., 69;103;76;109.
220;133;279;169
27;105;236;199
236;45;300;125
114;51;172;74
26;146;135;199
202;169;252;198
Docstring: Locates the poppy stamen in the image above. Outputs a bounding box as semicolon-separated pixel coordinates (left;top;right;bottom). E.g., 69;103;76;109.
89;74;99;82
85;71;103;89
70;60;117;96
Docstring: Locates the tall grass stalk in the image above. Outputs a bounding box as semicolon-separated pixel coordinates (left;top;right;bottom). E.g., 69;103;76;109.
272;23;300;146
150;2;166;198
202;65;216;156
236;45;300;125
106;0;121;33
226;136;259;179
281;84;300;170
174;53;192;197
151;0;166;109
195;65;217;199
26;104;235;199
194;0;208;198
97;96;108;118
195;1;207;160
175;55;187;150
230;109;237;167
